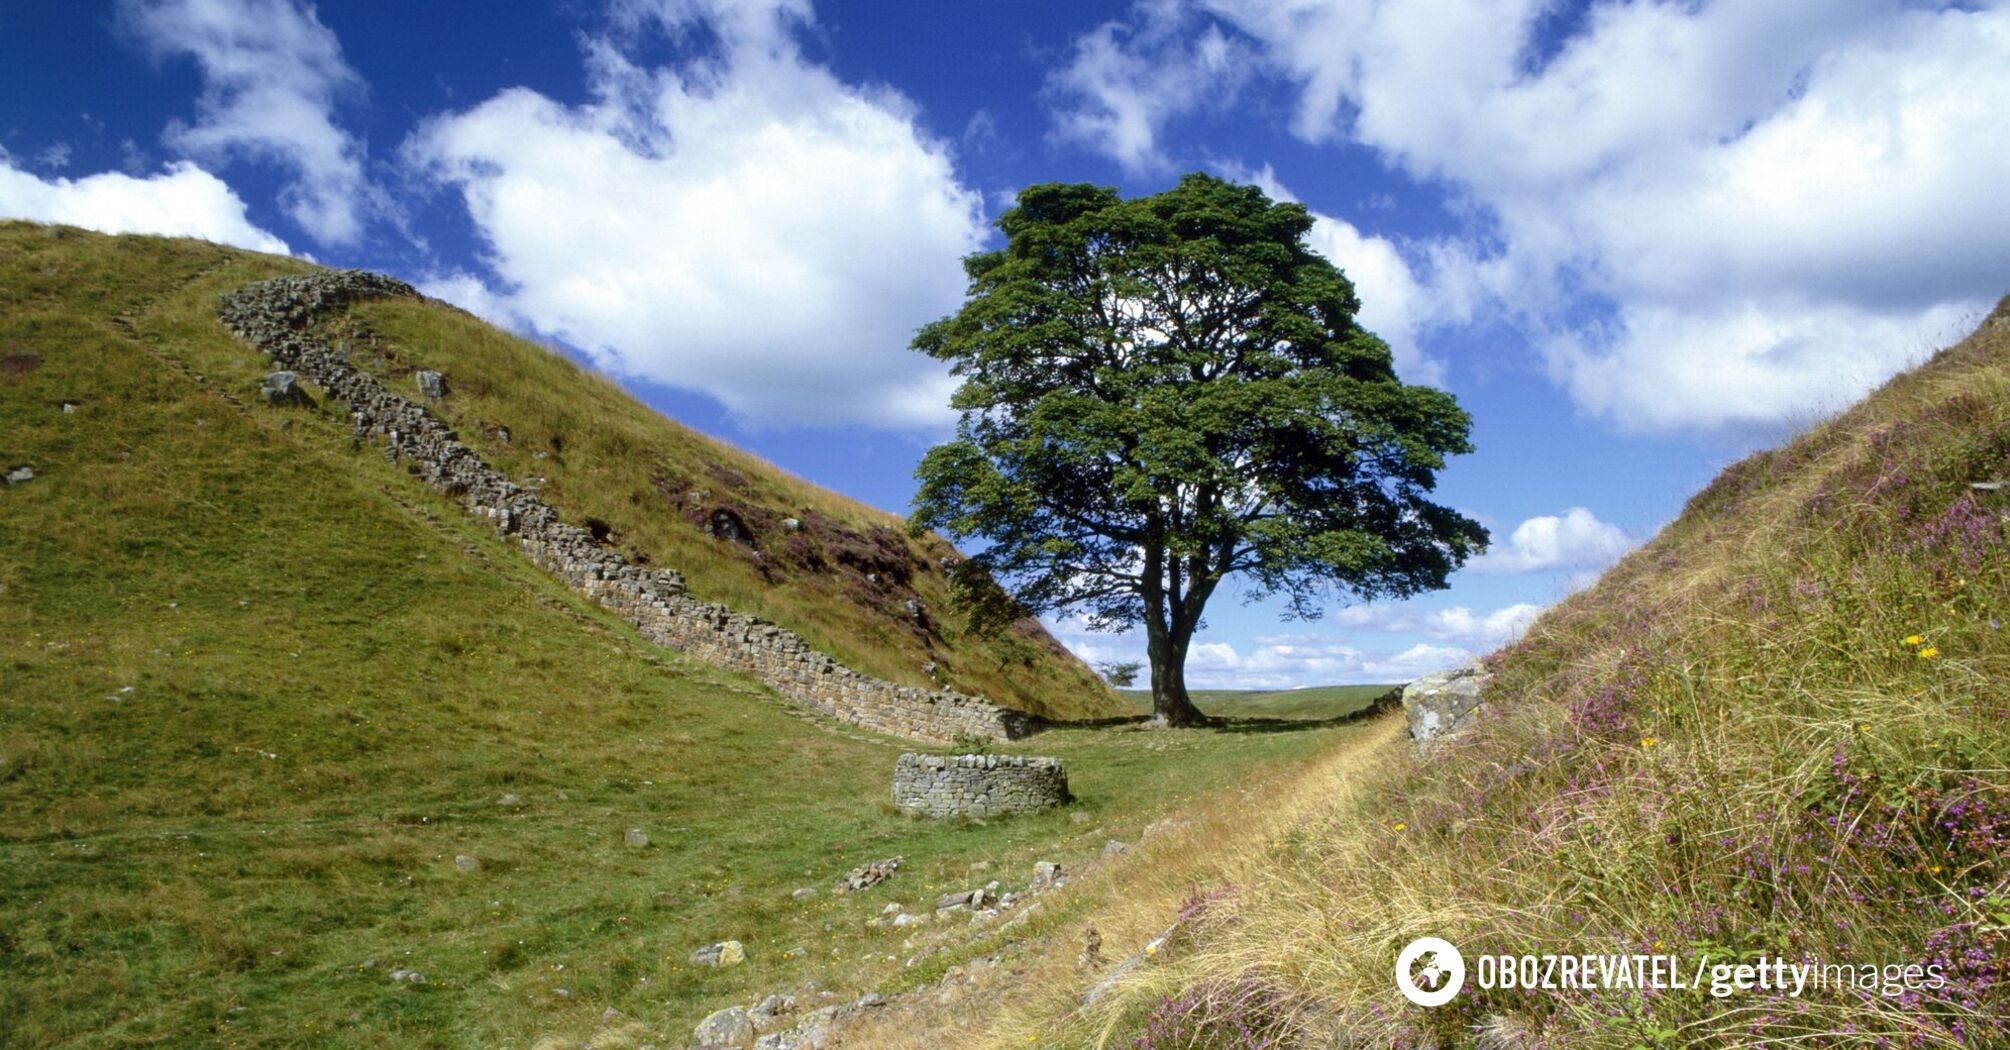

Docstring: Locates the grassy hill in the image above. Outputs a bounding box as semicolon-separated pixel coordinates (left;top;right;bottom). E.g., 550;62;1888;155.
0;223;1370;1048
854;303;2010;1047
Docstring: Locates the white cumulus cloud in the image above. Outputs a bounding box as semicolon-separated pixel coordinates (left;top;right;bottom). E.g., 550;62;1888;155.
1470;507;1633;575
1324;600;1544;647
405;0;987;430
1048;0;2010;432
1048;0;1251;174
121;0;370;245
0;160;288;253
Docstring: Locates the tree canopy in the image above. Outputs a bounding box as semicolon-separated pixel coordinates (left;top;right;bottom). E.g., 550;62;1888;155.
910;173;1486;725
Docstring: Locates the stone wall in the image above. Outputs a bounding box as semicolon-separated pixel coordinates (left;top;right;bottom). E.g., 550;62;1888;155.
892;753;1069;818
218;270;1034;743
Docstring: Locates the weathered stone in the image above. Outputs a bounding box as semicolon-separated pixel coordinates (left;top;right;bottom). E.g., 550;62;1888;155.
260;370;306;405
453;854;479;872
891;753;1069;819
1103;839;1129;856
1030;860;1064;891
790;886;817;901
624;827;649;848
1402;663;1491;743
748;993;796;1030
694;1005;756;1048
414;369;447;399
834;856;901;893
689;940;746;967
4;465;32;485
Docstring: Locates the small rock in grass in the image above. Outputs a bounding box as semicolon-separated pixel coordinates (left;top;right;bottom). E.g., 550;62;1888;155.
689;940;745;968
694;1005;755;1048
454;854;479;872
625;827;649;848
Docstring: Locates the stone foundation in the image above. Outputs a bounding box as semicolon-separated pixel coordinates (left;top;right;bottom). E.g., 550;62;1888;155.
892;753;1069;818
218;271;1033;743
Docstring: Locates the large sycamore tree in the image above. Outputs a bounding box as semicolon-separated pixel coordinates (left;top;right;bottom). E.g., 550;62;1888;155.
910;174;1487;726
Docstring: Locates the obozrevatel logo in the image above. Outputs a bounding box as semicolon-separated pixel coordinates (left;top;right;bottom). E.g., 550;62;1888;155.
1396;937;1466;1007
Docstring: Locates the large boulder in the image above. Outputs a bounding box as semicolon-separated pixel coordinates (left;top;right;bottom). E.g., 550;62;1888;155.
1402;663;1490;744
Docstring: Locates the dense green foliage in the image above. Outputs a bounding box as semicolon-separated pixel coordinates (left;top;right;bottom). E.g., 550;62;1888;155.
911;174;1484;724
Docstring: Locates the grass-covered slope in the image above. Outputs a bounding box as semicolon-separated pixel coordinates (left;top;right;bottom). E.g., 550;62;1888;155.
923;303;2010;1048
327;295;1118;719
0;223;1363;1049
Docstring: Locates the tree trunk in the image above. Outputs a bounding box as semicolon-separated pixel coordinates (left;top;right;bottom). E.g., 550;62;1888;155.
1145;625;1210;727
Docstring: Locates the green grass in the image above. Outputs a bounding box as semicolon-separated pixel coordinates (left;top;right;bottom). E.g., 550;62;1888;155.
1120;685;1396;722
0;223;1376;1049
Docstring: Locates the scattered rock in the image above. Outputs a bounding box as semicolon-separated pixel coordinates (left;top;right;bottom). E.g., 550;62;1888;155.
1103;839;1130;856
935;888;990;912
5;465;34;485
694;1005;756;1048
454;854;479;872
890;912;925;928
497;793;521;806
414;369;448;400
1029;860;1064;892
387;968;428;985
259;370;307;405
1402;662;1491;744
690;940;746;968
1080;925;1104;971
624;827;649;848
60;402;77;414
748;993;797;1030
790;887;818;901
834;856;902;894
781;517;802;532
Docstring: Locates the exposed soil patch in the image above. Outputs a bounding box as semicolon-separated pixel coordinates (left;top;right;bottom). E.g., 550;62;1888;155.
0;352;41;376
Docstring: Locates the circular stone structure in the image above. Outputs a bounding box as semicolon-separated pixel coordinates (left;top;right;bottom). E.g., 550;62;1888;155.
893;753;1069;818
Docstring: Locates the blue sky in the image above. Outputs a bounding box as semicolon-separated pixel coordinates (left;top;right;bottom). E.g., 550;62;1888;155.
6;0;2007;687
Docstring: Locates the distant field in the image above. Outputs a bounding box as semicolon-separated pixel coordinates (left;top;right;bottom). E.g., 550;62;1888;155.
1120;684;1398;721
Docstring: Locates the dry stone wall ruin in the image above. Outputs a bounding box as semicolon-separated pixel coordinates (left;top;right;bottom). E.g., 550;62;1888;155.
218;270;1033;743
892;753;1069;817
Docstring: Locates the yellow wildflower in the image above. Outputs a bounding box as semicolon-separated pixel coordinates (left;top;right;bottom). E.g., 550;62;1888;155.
1904;635;1924;646
1918;647;1940;659
1640;737;1658;748
1393;822;1406;832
